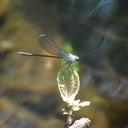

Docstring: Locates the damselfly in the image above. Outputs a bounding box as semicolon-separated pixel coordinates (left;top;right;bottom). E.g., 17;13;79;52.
18;34;79;64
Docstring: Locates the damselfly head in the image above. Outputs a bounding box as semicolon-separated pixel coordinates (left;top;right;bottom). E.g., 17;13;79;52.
67;53;79;62
75;55;79;62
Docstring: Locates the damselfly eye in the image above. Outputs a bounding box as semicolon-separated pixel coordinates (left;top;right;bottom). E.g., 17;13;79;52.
76;57;79;62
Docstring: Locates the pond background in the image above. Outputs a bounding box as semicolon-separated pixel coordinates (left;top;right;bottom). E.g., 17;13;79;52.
0;0;128;128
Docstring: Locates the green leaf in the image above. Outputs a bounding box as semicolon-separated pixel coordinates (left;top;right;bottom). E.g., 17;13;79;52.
57;66;80;103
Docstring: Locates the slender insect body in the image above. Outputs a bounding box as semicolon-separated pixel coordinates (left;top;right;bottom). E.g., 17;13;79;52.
18;34;79;64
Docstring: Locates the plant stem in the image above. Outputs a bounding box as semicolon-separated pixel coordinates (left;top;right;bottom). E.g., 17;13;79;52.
65;105;74;128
